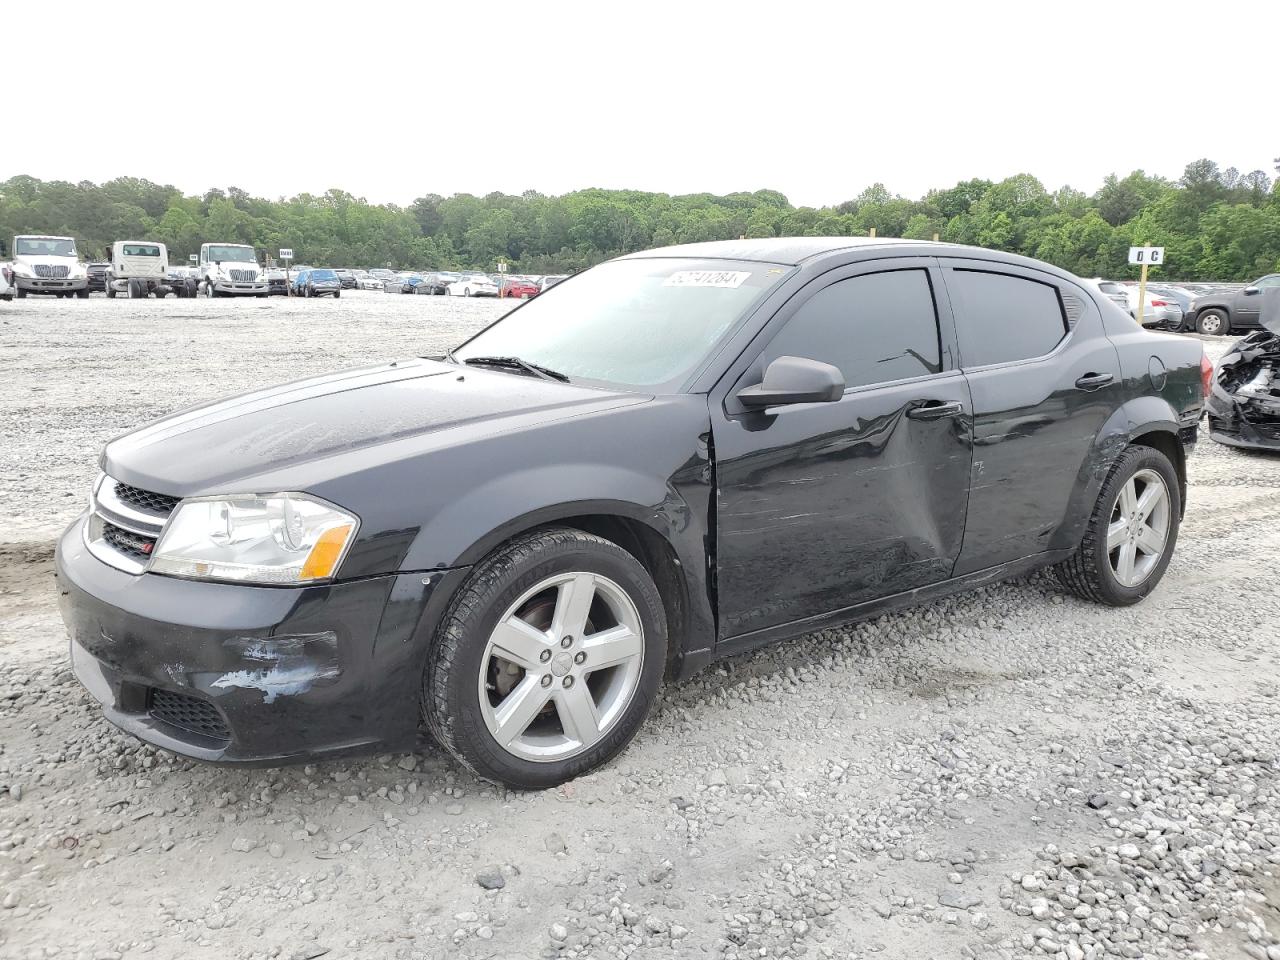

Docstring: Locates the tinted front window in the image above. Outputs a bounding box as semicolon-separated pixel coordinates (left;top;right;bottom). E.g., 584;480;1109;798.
948;270;1067;367
16;237;76;257
761;270;942;389
205;245;256;262
456;258;793;390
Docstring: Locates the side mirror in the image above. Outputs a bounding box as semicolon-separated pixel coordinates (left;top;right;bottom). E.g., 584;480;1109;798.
736;356;845;409
1243;286;1259;295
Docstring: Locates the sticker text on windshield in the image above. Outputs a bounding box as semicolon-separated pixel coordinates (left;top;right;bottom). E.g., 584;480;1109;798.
662;270;751;289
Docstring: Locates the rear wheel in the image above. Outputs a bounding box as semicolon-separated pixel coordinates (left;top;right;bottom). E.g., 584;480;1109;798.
424;527;667;789
333;290;340;298
1055;445;1181;606
105;280;117;299
1196;309;1229;336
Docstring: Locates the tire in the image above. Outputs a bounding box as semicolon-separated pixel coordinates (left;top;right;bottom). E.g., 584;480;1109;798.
1196;309;1229;336
424;526;667;789
463;287;472;297
16;287;26;299
204;279;216;298
76;288;90;299
333;290;340;298
154;287;167;299
1055;445;1181;606
105;280;116;299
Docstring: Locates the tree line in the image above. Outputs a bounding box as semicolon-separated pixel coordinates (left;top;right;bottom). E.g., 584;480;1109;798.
0;158;1277;281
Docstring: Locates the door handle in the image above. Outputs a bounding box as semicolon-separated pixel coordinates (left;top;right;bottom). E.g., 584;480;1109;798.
1074;372;1115;391
906;400;965;420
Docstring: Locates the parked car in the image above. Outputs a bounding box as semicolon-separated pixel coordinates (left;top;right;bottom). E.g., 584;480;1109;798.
291;268;342;298
447;274;500;297
1082;279;1130;314
334;269;358;290
86;262;110;293
265;269;289;296
369;268;397;281
501;277;541;299
539;274;568;292
1145;284;1198;331
56;237;1207;789
1119;284;1184;330
399;274;426;293
1185;274;1280;336
0;263;13;301
357;274;384;291
1205;292;1280;450
381;278;403;293
413;272;458;295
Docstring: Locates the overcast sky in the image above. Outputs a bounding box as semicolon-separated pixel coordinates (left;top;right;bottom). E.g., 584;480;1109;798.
9;0;1276;208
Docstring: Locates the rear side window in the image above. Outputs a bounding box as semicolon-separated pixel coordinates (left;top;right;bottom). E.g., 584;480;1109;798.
948;270;1067;366
762;269;942;389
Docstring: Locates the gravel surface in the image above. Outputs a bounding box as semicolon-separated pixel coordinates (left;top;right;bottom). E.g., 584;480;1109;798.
2;294;1280;960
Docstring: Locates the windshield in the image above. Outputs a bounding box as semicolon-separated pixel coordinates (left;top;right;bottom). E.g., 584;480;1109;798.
206;245;256;262
455;258;793;390
122;244;161;257
16;237;77;257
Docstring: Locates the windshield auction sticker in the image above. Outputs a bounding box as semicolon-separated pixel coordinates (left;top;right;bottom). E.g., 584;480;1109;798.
662;270;752;288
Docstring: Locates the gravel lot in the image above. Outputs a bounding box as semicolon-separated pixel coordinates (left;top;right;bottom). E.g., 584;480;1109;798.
2;293;1279;960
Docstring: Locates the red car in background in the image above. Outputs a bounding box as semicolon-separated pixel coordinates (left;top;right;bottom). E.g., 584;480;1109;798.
501;277;540;299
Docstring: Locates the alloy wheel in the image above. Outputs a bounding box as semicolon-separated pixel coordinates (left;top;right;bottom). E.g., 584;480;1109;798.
477;572;645;763
1107;468;1170;587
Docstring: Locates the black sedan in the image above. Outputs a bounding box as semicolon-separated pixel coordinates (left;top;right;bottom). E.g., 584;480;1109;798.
334;268;358;290
86;262;110;293
56;238;1206;788
291;268;342;298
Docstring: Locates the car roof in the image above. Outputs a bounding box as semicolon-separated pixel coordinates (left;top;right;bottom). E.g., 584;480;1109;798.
616;237;1085;282
618;236;929;265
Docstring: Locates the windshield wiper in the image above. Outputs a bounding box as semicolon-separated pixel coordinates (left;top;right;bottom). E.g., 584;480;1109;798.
460;355;570;382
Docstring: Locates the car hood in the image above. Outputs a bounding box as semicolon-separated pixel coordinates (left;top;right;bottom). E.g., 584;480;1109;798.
102;359;643;495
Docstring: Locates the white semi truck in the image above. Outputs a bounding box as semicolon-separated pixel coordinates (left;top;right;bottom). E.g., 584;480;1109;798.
9;235;89;298
198;243;268;297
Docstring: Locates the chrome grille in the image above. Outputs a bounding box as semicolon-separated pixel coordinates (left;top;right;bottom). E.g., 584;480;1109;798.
113;482;180;517
34;264;70;279
229;269;256;282
101;520;157;561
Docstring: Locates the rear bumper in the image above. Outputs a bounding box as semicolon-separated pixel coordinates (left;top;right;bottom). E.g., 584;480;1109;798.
55;515;454;764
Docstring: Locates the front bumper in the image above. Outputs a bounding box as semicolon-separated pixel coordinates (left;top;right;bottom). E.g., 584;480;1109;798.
55;515;457;763
210;279;268;294
15;276;87;292
1206;387;1280;451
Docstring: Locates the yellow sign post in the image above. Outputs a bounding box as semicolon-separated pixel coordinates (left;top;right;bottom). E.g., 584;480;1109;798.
1128;245;1165;326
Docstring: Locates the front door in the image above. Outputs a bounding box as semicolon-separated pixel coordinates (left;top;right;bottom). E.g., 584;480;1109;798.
713;261;973;641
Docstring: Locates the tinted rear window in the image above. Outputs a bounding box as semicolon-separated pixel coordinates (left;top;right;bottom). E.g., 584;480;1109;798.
948;270;1067;367
122;244;161;257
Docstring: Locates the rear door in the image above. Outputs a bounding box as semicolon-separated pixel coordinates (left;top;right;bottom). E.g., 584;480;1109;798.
939;260;1123;574
712;258;973;640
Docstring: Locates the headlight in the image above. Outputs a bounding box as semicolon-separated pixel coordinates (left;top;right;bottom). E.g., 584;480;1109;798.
150;493;359;584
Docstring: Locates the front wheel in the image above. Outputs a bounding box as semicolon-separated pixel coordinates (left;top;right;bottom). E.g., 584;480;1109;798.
1196;309;1229;336
333;290;340;298
423;527;667;789
1055;445;1181;606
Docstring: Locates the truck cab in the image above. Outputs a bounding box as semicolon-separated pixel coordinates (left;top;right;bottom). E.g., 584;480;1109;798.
10;235;89;298
198;243;268;297
105;241;169;299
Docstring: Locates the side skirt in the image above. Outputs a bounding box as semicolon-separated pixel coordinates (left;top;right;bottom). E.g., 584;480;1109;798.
705;549;1075;666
